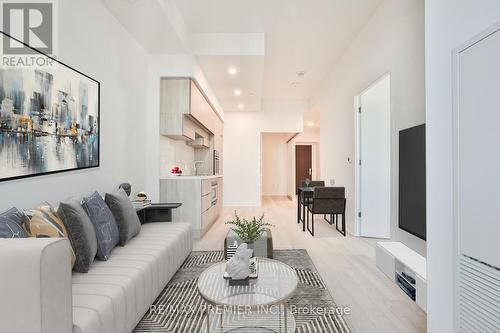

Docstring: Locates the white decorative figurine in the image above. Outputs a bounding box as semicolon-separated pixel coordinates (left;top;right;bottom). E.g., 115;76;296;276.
226;243;253;280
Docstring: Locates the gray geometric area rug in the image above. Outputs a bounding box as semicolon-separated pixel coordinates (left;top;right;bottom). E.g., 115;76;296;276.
134;249;351;333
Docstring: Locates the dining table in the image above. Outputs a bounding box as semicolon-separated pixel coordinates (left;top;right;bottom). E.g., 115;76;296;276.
297;186;315;232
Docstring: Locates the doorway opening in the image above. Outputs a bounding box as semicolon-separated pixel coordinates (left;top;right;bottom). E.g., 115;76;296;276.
295;145;312;194
260;131;320;202
355;73;391;239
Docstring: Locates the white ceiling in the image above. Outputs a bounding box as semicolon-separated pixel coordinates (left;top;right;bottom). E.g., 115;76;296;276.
173;0;382;111
303;104;321;129
101;0;188;53
103;0;382;114
196;55;265;112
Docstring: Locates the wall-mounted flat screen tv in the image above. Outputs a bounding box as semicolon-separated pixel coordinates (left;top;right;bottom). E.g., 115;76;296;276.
399;124;426;240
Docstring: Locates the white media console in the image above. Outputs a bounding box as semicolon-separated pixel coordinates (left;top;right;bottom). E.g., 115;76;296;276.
376;242;427;312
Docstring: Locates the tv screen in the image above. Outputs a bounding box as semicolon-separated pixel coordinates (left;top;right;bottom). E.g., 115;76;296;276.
399;124;426;240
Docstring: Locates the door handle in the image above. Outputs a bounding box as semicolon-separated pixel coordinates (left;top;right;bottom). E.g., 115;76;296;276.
309;168;312;176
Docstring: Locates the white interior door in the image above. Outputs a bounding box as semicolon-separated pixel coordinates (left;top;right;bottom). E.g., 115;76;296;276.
456;26;500;270
358;74;391;238
454;23;500;333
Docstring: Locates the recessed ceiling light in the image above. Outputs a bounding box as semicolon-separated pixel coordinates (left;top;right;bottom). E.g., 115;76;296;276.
296;71;306;77
228;67;238;75
307;122;315;127
237;104;245;110
234;89;241;96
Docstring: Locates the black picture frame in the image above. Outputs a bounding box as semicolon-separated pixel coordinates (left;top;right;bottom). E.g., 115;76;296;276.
0;30;100;182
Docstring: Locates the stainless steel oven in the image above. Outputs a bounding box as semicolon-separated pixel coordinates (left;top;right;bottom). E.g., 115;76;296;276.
213;150;220;175
210;180;218;206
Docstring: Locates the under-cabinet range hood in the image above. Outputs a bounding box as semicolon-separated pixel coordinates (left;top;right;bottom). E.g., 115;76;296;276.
187;135;209;149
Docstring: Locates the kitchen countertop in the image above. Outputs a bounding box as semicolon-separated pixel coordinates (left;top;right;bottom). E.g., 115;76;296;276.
161;175;223;180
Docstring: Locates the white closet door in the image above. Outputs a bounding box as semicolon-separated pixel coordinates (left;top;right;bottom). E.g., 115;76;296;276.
455;24;500;333
457;28;500;269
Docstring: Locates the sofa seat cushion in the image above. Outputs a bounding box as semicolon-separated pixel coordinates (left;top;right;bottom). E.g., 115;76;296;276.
72;274;137;332
91;259;156;305
72;294;115;333
72;284;127;333
71;222;192;333
109;253;163;296
114;222;192;281
72;308;100;333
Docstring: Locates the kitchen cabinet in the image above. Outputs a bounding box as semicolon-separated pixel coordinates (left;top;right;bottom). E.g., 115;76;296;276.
160;78;222;140
160;176;223;239
160;79;196;140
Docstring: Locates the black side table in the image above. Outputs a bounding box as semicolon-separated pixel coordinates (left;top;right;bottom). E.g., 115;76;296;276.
135;203;182;224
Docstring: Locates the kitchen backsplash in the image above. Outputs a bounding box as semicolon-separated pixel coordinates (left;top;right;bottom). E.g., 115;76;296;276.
159;136;195;176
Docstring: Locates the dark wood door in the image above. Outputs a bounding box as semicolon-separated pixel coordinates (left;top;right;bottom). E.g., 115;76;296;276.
295;145;312;194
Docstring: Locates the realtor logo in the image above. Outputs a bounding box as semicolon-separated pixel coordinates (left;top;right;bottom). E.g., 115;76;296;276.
2;1;53;54
0;0;57;67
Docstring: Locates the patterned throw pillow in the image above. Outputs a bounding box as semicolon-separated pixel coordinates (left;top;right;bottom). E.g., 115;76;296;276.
24;202;76;268
82;192;119;260
105;188;141;246
0;207;29;238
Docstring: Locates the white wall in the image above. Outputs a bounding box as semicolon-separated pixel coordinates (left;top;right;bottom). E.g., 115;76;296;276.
223;112;262;206
312;0;426;254
0;0;148;210
223;106;304;206
425;2;500;332
262;133;289;196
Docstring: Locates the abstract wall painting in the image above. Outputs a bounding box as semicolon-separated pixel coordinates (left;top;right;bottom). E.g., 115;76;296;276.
0;32;100;181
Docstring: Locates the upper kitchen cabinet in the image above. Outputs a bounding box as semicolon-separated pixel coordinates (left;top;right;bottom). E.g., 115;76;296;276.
160;78;222;140
160;78;194;140
190;80;213;130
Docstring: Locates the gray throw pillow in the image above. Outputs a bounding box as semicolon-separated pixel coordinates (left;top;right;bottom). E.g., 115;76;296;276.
82;192;119;260
105;188;141;246
58;200;98;273
0;207;29;238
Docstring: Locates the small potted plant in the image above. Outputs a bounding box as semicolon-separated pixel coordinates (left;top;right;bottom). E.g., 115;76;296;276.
225;212;274;251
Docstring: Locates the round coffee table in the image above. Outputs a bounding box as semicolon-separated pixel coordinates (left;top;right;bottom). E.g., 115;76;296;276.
197;258;298;333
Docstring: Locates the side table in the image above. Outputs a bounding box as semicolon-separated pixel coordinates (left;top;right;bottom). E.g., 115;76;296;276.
135;202;182;224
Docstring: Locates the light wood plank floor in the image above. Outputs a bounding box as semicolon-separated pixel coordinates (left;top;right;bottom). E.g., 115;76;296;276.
194;196;427;333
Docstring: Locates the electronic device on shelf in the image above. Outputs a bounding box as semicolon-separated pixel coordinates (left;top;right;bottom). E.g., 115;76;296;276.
401;272;416;285
396;272;416;301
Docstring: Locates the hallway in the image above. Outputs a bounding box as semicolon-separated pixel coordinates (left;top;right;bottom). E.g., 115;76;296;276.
195;196;426;333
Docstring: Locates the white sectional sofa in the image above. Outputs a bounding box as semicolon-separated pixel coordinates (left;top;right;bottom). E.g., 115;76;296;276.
0;222;192;333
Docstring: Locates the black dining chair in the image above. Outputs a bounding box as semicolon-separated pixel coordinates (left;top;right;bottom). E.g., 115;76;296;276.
300;180;325;206
306;187;346;236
